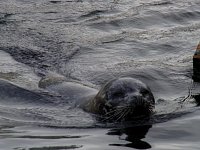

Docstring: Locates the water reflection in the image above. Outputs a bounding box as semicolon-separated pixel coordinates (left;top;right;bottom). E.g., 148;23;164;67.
108;125;152;149
15;145;82;150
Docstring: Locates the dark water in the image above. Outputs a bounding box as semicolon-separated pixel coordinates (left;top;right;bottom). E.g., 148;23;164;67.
0;0;200;149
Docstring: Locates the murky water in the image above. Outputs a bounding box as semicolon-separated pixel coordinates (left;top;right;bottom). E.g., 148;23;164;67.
0;0;200;149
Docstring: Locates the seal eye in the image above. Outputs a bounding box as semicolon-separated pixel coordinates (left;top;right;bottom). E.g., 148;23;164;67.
141;89;149;95
113;92;125;98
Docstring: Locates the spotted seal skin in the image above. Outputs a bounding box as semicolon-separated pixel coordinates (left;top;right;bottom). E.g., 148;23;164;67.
82;77;155;121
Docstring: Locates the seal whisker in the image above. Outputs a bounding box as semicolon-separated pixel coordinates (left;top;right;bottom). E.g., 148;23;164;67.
123;108;133;120
116;105;132;109
104;108;119;115
116;107;132;120
103;106;128;116
102;108;124;122
108;109;124;120
116;108;130;121
113;109;128;121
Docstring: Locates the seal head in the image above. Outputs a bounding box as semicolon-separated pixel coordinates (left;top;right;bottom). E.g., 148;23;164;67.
85;77;155;121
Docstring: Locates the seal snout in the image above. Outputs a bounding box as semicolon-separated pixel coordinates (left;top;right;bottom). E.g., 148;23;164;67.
120;95;152;118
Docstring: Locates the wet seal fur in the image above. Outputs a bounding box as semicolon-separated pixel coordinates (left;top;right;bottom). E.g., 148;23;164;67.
39;76;155;122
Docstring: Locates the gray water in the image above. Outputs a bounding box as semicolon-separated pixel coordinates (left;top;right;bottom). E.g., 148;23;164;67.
0;0;200;149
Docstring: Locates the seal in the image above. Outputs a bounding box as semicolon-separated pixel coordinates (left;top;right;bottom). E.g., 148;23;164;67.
39;76;155;121
81;77;155;121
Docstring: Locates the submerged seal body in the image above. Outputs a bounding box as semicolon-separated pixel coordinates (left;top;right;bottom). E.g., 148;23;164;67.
39;76;155;121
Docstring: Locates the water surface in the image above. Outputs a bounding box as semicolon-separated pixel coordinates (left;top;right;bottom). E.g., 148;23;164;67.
0;0;200;149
